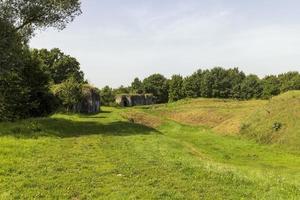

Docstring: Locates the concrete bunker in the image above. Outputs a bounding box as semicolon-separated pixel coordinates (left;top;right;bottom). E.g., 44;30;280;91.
74;85;101;114
116;94;154;107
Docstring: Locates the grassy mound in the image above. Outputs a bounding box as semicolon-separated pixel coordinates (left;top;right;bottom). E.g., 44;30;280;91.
144;98;266;135
240;91;300;150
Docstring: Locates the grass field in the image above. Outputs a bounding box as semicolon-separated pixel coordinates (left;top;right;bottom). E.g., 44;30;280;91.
0;92;300;199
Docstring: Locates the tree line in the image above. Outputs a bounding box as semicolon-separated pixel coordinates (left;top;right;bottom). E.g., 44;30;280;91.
100;68;300;105
1;1;299;122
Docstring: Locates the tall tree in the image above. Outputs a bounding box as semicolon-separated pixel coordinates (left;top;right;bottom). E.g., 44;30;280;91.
32;48;84;84
0;49;54;121
261;75;280;99
208;67;231;98
227;68;246;98
0;1;82;121
182;70;203;98
143;74;169;103
0;18;24;73
240;74;263;100
200;69;214;98
131;78;144;94
168;75;184;102
278;72;300;92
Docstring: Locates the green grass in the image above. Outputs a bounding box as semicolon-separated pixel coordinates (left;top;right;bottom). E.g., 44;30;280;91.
241;91;300;151
139;97;267;134
0;94;300;199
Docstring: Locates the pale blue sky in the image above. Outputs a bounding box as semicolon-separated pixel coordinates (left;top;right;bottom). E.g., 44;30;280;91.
30;0;300;88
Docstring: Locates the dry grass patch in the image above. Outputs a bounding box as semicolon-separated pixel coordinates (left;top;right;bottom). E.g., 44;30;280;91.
151;98;266;135
122;111;163;128
166;110;230;128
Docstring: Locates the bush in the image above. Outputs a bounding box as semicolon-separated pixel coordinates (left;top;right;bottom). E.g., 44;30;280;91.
272;122;282;132
51;77;83;112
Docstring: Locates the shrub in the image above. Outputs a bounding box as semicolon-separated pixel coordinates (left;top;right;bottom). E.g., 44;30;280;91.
272;122;282;132
51;77;83;112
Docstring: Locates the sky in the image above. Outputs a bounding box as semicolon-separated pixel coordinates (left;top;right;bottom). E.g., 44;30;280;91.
30;0;300;88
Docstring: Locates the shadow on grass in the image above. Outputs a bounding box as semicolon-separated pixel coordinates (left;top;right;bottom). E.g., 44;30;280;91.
79;116;107;119
99;110;112;114
0;118;160;139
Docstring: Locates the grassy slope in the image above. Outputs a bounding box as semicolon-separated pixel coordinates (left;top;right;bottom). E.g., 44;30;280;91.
142;98;267;135
0;105;300;199
140;91;300;150
241;91;300;151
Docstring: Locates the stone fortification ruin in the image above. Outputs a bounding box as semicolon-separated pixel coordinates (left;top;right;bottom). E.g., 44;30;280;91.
116;94;154;107
74;85;100;114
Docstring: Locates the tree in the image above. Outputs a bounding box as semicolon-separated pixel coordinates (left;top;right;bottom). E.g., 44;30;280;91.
207;67;231;98
227;68;246;98
0;1;82;121
261;75;280;99
0;18;28;121
32;48;84;84
182;70;202;98
200;69;214;98
0;0;81;39
113;85;131;95
131;78;144;94
143;74;169;103
168;75;184;102
100;86;115;106
0;49;55;121
52;77;83;112
0;17;26;75
240;74;263;99
278;72;300;92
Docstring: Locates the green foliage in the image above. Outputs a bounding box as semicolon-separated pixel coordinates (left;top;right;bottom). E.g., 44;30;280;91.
240;74;263;99
32;48;85;84
203;68;231;98
168;75;184;102
278;71;300;92
262;75;280;99
0;1;82;121
131;77;144;94
126;68;298;103
226;68;246;98
100;86;115;106
0;0;82;39
200;68;246;98
0;18;24;74
113;85;131;95
52;77;83;112
0;47;55;121
182;70;202;98
143;74;169;103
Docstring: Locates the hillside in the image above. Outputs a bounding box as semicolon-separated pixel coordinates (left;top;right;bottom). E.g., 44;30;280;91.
240;91;300;150
133;91;300;150
137;98;267;135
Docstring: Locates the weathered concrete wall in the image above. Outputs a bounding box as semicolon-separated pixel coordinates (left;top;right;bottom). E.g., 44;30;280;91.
116;94;154;107
74;85;100;114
